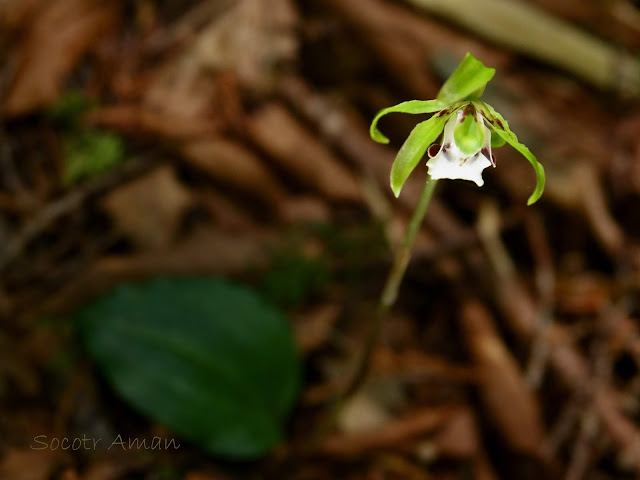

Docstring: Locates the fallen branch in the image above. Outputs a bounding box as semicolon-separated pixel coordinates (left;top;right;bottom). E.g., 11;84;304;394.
404;0;640;96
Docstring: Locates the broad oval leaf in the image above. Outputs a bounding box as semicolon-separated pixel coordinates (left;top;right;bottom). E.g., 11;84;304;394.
390;111;454;197
75;276;300;459
437;53;495;105
370;100;445;144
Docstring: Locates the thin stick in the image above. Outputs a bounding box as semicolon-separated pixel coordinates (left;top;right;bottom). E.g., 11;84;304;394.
0;158;154;272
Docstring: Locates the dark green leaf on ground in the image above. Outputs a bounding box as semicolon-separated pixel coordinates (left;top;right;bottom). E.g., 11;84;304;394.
76;276;301;459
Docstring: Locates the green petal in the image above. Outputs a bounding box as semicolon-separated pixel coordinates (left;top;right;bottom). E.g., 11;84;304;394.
437;53;495;105
390;111;454;197
454;113;485;155
474;101;545;205
370;100;445;144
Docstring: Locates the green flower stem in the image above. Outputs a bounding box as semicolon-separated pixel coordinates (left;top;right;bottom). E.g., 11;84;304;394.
343;175;438;399
310;176;437;445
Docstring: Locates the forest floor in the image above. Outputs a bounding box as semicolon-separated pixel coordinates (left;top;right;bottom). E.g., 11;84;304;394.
2;1;640;479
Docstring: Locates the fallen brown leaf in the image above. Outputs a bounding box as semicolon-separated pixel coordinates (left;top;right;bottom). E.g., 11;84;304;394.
196;191;262;232
37;227;274;316
141;0;297;125
371;348;475;382
425;407;478;458
318;406;457;457
181;139;287;209
0;0;46;32
248;103;362;203
101;166;193;250
460;301;545;454
276;196;331;225
142;59;217;123
85;105;221;141
192;0;298;90
3;0;118;115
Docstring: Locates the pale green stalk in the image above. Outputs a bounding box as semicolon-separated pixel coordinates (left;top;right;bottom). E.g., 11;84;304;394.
343;175;438;398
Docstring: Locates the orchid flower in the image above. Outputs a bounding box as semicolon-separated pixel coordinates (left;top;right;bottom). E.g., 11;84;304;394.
369;53;545;205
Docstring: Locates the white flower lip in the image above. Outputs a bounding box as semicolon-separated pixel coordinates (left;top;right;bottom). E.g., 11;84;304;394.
427;109;495;186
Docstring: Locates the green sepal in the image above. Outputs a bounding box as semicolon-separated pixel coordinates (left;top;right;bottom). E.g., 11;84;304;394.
370;100;445;144
454;113;485;155
390;111;454;197
474;101;545;205
470;84;487;100
437;53;495;105
490;131;507;148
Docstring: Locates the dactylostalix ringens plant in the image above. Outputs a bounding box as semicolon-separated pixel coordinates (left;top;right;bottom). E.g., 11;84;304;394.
337;53;546;404
370;53;545;205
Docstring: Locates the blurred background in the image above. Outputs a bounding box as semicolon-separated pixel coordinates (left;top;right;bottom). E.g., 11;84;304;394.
2;0;640;479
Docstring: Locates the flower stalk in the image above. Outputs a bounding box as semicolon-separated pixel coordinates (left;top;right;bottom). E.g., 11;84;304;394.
342;175;438;398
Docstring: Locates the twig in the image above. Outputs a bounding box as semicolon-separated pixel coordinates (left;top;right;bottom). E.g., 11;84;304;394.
317;406;455;457
485;234;640;473
564;407;598;480
575;164;625;258
543;398;581;458
523;210;556;388
0;125;28;194
565;331;611;480
404;0;640;96
0;157;155;272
